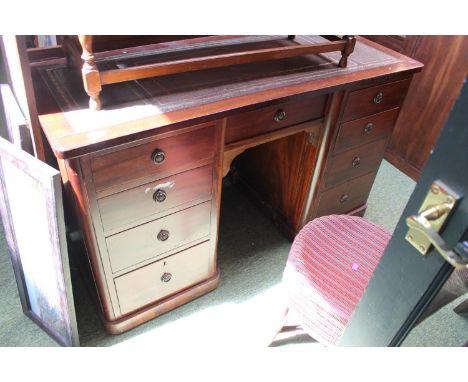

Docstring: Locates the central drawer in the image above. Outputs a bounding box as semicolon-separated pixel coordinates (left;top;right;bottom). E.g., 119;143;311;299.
115;241;212;315
106;201;211;272
225;94;326;144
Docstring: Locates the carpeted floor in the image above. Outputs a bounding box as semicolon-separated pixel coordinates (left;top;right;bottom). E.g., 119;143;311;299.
0;160;466;347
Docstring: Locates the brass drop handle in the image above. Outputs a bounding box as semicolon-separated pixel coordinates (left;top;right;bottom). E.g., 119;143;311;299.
153;189;167;203
363;122;374;134
373;92;383;104
161;272;172;282
157;229;170;241
151;149;166;164
352;156;361;167
340;194;349;203
274;109;286;122
406;209;468;270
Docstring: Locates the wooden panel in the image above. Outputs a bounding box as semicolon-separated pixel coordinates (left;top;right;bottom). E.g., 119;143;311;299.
106;201;211;273
0;137;78;346
91;124;216;196
322;138;387;190
225;94;326;144
98;164;213;233
334;108;399;154
314;171;376;217
115;241;212;315
342;79;410;122
384;36;468;179
233;129;320;233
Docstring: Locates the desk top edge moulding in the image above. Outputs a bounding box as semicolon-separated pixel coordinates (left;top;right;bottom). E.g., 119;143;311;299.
38;35;422;160
29;35;423;335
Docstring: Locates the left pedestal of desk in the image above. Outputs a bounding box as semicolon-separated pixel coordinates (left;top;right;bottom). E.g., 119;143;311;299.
57;120;224;334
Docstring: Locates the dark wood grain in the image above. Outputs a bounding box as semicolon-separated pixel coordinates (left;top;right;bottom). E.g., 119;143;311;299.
314;171;377;217
98;164;213;233
225;93;326;144
342;79;410;122
334;107;400;154
99;40;348;85
322;138;388;191
91;123;216;197
22;36;422;335
382;36;468;179
37;36;422;159
105;272;220;334
233;128;321;235
106;201;211;273
114;241;212;315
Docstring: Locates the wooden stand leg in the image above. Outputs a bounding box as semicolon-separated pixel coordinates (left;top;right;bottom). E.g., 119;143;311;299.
78;35;102;111
338;35;356;68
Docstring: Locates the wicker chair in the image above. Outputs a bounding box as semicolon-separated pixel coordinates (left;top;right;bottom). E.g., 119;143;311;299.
270;215;391;346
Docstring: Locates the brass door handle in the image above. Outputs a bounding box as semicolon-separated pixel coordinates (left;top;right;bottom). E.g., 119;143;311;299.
406;210;468;270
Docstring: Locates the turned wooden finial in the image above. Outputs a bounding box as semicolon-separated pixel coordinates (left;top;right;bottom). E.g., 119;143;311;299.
78;35;102;110
338;35;356;68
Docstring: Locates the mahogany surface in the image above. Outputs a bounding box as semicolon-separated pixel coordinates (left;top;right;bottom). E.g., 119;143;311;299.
225;93;326;144
30;36;423;334
114;241;213;315
375;36;468;180
341;78;411;122
314;171;376;217
98;164;213;233
322;138;388;190
106;201;212;273
91;123;216;197
333;108;399;154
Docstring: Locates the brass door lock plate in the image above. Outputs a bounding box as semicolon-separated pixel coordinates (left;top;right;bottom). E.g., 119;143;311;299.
406;180;460;255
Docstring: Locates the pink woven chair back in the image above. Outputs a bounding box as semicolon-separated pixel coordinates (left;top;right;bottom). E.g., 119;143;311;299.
283;215;391;345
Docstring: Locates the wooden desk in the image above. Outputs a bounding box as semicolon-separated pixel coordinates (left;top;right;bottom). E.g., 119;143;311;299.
35;35;422;333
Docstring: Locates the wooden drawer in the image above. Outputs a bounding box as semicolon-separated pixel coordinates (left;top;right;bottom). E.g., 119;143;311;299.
98;165;213;233
334;108;400;154
342;79;410;123
115;241;212;315
91;124;216;196
225;94;326;144
106;201;211;272
315;172;376;217
322;138;387;190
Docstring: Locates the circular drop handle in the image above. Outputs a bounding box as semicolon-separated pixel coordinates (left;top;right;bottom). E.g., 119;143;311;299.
151;149;166;164
153;189;167;203
274;109;286;122
157;229;170;241
363;122;374;134
352;156;361;167
161;272;172;283
373;92;383;104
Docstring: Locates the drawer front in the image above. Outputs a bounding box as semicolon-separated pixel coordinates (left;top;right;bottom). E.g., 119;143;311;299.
91;125;216;196
322;138;387;190
315;172;376;217
334;108;400;154
106;201;211;272
115;241;212;315
225;95;326;144
98;165;213;232
342;79;410;123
